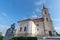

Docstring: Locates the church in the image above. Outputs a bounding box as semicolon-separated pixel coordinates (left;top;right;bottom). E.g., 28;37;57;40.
14;6;57;37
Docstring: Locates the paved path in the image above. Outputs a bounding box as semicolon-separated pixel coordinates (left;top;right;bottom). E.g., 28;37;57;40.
38;36;60;40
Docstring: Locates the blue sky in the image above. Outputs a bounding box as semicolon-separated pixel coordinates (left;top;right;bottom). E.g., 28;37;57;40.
0;0;60;36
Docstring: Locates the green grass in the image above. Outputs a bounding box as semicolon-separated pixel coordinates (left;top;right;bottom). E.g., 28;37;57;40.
12;37;37;40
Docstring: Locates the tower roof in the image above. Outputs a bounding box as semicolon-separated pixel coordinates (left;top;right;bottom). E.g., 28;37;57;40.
43;4;47;9
42;0;47;9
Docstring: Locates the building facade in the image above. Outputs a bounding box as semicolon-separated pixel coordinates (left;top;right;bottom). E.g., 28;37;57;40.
15;6;56;37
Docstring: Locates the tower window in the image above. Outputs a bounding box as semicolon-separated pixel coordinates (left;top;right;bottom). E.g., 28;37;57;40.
37;28;39;31
24;27;27;31
46;18;48;21
45;11;47;14
20;27;22;31
37;24;39;26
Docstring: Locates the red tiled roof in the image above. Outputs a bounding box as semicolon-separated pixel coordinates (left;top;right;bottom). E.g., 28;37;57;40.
33;18;44;23
18;18;44;23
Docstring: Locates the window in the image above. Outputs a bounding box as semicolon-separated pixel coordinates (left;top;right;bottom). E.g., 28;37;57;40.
24;27;27;31
46;18;48;21
37;24;39;26
20;27;22;31
37;28;39;31
45;11;47;14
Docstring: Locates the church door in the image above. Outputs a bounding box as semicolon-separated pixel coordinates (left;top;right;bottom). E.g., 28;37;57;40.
49;31;52;36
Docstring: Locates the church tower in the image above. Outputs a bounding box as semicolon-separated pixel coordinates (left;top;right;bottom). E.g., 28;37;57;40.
42;5;56;36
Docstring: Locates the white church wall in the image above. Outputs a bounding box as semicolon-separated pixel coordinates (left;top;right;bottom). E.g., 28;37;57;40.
19;21;29;33
15;21;31;36
27;21;32;34
35;22;45;36
31;21;36;36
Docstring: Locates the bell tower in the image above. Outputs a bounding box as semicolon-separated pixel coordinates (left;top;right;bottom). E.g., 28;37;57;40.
42;5;56;36
42;5;51;22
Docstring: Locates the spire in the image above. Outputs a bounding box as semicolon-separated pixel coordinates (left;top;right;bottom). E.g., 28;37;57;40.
43;4;46;9
42;0;46;9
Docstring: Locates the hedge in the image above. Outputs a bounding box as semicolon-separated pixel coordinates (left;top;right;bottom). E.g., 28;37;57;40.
0;36;3;40
12;37;37;40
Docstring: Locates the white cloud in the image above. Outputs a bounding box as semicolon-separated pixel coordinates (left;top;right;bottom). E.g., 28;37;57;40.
34;0;46;6
22;17;27;19
1;12;8;17
35;0;42;6
43;0;46;4
3;34;5;36
0;24;10;36
32;11;35;14
54;26;60;34
31;12;38;19
32;14;37;18
55;26;60;30
0;12;9;20
52;18;60;21
35;8;41;12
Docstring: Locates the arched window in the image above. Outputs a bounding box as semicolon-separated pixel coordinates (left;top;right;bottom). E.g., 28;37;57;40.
45;10;47;14
20;27;22;31
46;18;48;21
24;27;27;31
37;24;39;26
37;28;39;31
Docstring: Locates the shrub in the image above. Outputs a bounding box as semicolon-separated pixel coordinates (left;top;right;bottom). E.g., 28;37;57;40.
0;36;3;40
12;37;37;40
